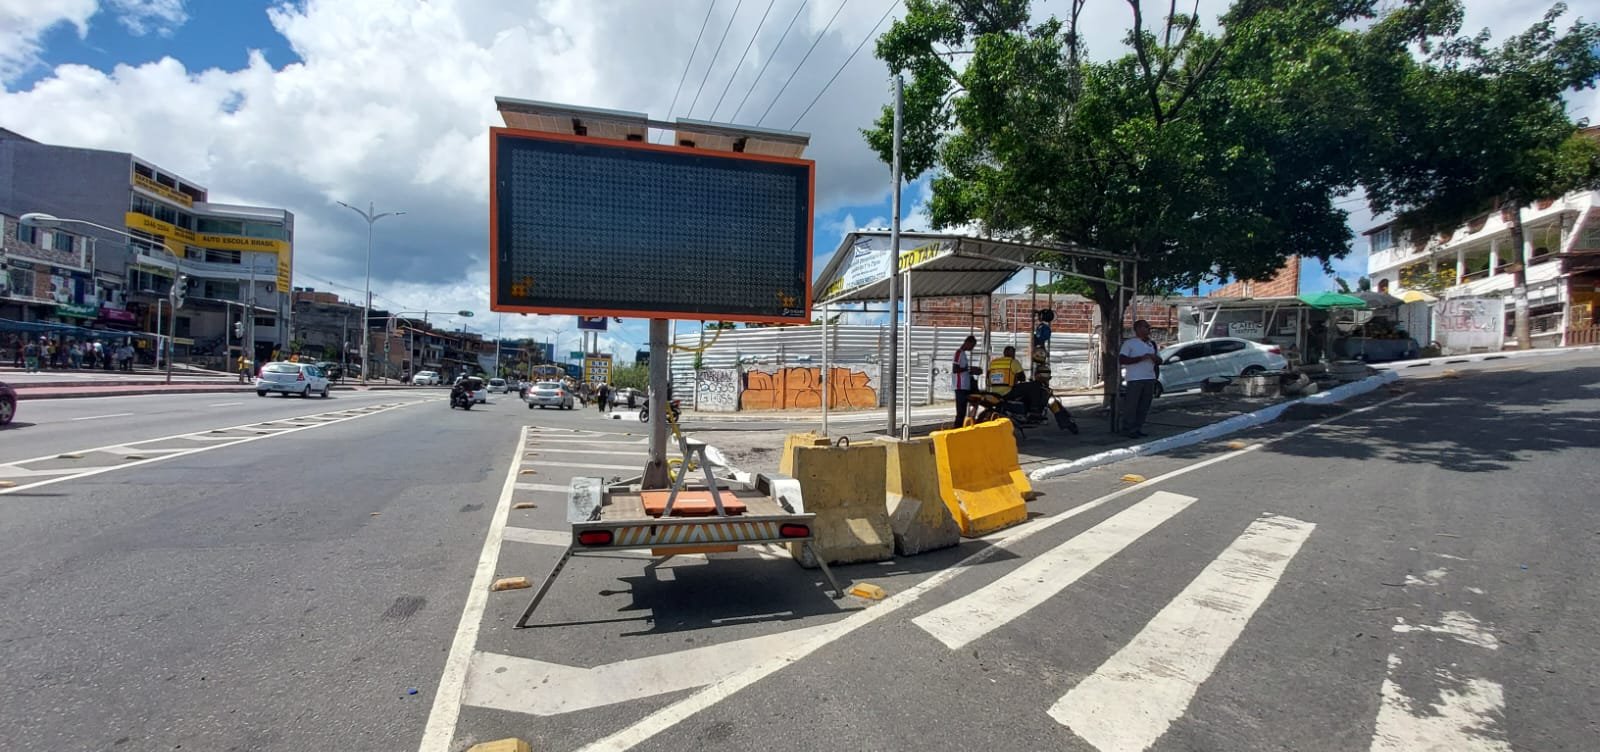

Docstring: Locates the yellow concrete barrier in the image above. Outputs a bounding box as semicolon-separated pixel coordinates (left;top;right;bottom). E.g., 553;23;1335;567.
785;442;894;568
778;432;833;476
876;436;961;556
930;418;1032;537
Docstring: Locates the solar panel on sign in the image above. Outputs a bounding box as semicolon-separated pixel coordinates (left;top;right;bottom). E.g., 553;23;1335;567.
490;129;814;322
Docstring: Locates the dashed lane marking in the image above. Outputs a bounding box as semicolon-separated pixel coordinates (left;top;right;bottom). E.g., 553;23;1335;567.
0;401;419;496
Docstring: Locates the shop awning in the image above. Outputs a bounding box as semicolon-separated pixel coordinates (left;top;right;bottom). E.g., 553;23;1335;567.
1296;292;1369;310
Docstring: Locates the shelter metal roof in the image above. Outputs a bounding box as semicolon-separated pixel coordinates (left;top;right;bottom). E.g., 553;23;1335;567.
815;230;1134;305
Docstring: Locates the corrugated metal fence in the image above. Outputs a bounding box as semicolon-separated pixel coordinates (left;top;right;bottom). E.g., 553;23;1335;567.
667;324;1093;411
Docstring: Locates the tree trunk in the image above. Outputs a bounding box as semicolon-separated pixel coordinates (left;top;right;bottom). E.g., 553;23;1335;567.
1508;203;1533;350
1089;280;1127;407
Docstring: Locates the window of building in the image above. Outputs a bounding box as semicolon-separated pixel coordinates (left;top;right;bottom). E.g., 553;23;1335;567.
15;222;36;245
156;173;177;189
7;268;32;297
51;232;74;253
205;249;241;264
204;281;240;300
134;163;154;179
174;211;193;230
196;217;244;235
254;316;276;328
1369;227;1394;254
175;317;191;338
242;221;287;241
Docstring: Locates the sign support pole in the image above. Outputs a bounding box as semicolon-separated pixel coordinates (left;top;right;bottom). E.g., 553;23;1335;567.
642;318;671;489
821;302;831;436
885;74;904;436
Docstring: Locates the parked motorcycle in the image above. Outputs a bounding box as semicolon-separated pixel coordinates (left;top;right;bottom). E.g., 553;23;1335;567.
969;389;1077;437
638;398;681;424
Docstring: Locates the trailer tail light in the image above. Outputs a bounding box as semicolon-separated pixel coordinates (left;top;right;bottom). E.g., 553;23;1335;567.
779;524;811;539
577;530;613;547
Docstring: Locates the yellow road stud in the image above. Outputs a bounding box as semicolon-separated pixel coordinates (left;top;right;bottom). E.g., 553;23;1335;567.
1121;473;1146;484
491;577;531;591
467;740;531;752
513;502;537;510
848;582;887;600
1226;440;1248;450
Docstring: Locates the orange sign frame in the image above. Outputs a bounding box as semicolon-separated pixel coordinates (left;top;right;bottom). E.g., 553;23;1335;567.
488;126;815;324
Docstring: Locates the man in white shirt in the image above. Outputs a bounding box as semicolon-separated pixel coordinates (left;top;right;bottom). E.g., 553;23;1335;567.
1118;319;1160;438
951;335;981;427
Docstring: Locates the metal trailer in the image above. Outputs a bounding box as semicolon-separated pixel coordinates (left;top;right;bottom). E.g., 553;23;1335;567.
514;437;844;628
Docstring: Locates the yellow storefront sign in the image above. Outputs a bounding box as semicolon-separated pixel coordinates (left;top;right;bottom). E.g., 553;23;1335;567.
133;173;193;207
125;211;292;291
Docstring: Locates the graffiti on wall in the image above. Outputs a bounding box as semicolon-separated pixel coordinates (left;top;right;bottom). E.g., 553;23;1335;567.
1433;297;1503;353
696;367;740;412
742;366;878;410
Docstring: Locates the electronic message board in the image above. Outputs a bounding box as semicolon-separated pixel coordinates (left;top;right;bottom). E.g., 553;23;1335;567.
490;128;814;322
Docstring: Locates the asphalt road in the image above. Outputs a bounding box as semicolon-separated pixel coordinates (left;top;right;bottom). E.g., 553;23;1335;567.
1;353;1596;751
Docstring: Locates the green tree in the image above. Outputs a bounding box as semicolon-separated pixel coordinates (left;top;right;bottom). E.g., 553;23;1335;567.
867;0;1415;400
609;363;649;391
1363;2;1600;348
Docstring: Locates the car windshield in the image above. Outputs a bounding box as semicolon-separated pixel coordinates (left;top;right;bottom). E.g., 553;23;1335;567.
535;382;562;389
264;363;299;373
489;379;505;385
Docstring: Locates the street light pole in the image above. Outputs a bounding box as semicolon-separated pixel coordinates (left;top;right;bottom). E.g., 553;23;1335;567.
336;201;405;384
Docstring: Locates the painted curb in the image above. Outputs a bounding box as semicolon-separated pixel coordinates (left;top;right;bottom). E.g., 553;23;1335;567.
1376;343;1600;371
1028;370;1401;481
14;385;257;401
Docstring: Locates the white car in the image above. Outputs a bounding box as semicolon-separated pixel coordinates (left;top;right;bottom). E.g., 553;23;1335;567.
256;362;331;398
1149;337;1289;395
487;378;509;394
412;370;441;386
526;381;574;410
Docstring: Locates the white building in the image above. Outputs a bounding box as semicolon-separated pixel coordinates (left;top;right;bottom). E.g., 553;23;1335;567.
1364;189;1600;348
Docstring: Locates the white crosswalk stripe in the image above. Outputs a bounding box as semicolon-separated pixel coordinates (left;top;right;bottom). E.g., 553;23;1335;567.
1049;514;1316;752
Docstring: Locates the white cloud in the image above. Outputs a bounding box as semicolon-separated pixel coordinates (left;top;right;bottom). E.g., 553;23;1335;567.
0;0;97;82
107;0;186;37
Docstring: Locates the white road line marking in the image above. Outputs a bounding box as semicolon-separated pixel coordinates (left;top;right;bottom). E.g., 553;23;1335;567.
914;491;1199;650
463;622;838;716
69;412;135;421
547;462;645;472
1049;514;1316;752
1369;655;1510;752
417;426;528;752
208;401;244;407
526;448;651;458
1391;611;1498;650
0;403;413;496
576;393;1411;752
514;482;571;493
501;526;571;547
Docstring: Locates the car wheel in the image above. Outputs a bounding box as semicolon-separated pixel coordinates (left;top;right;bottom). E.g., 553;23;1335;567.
320;386;330;398
0;395;14;426
257;391;267;397
528;402;536;410
1154;382;1165;398
1241;365;1265;377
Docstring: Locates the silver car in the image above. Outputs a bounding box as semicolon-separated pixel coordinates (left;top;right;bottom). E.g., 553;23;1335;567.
256;362;331;398
526;381;574;410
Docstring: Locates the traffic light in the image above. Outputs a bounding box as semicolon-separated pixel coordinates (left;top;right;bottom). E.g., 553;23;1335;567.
234;321;245;338
173;274;189;308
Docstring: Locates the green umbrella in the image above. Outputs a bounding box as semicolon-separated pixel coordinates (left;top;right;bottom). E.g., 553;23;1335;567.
1297;292;1368;310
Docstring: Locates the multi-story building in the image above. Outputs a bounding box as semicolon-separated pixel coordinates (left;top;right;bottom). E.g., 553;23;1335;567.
0;128;293;363
1365;190;1600;347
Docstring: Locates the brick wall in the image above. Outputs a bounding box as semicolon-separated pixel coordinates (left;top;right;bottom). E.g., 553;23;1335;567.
912;294;1177;335
1208;257;1301;299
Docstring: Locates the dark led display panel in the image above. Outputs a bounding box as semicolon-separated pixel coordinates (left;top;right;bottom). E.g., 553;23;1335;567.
490;128;814;322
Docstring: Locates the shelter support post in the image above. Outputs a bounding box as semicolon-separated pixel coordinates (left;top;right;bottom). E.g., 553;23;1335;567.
821;301;831;436
902;269;913;439
885;74;904;437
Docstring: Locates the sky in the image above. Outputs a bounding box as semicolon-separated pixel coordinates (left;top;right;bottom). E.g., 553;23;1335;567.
1;0;1592;355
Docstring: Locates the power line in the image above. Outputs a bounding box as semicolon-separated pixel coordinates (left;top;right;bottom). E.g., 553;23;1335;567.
789;0;899;130
659;0;718;142
757;0;851;126
730;0;809;122
709;0;781;121
686;0;747;120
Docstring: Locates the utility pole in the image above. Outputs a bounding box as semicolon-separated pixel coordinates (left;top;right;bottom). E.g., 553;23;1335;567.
885;74;904;435
337;200;405;383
